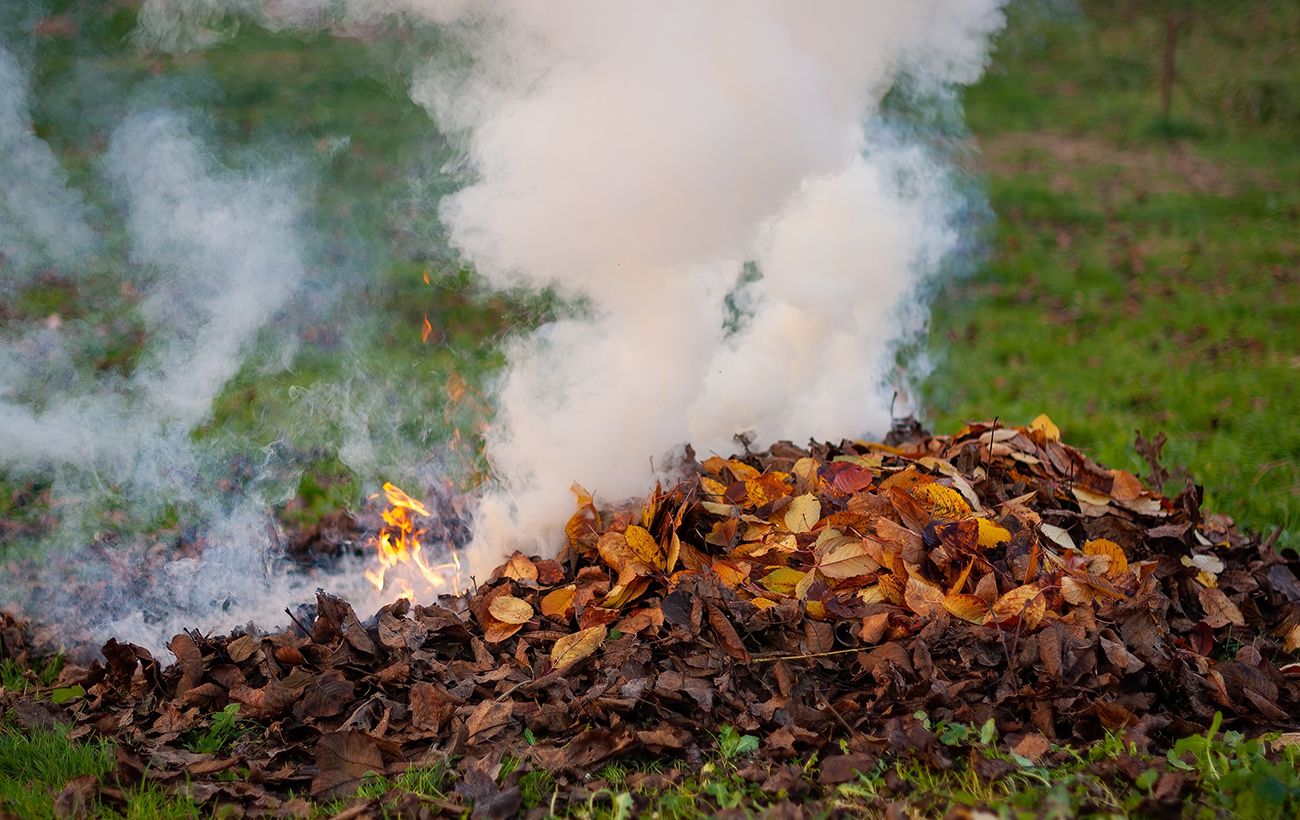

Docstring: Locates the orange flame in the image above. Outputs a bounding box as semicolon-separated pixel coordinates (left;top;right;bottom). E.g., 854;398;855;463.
364;482;463;601
421;314;433;343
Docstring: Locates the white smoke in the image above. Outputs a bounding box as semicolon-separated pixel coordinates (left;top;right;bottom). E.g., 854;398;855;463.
137;0;1007;580
410;1;1007;572
0;43;96;283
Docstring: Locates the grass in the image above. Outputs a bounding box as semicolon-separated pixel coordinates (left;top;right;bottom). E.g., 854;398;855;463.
925;0;1300;548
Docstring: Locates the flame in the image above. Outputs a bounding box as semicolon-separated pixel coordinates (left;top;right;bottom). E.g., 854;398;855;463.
364;482;463;601
421;314;433;343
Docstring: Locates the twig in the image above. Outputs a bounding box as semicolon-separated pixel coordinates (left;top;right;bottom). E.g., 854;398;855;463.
750;647;861;663
284;607;311;638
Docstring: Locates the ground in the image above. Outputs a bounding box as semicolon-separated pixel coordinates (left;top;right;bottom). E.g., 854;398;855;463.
2;0;1299;816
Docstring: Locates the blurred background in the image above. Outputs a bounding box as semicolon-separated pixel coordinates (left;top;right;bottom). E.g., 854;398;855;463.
1;0;1296;570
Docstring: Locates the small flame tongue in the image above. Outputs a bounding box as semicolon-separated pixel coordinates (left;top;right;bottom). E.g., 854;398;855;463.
364;482;462;601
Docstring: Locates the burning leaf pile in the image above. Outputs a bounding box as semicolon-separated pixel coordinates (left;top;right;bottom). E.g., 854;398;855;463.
4;417;1300;815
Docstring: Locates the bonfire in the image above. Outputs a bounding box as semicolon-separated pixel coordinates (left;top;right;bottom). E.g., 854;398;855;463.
3;416;1297;816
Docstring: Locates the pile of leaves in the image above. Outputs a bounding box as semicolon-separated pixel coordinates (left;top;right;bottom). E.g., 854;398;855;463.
4;417;1300;816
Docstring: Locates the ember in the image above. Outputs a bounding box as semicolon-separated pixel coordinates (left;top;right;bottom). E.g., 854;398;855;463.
363;482;463;602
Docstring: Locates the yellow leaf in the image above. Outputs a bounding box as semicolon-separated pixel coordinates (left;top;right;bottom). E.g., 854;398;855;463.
488;595;534;625
904;577;946;617
540;586;576;620
751;597;778;610
550;625;606;673
500;552;538;582
665;532;681;575
805;600;829;620
943;594;990;624
1029;414;1061;442
602;576;650;609
1083;538;1129;578
624;524;662;568
727;459;761;481
711;560;749;588
784;494;822;533
912;483;971;521
977;518;1012;549
700;476;728;498
878;574;905;605
759;566;806;596
1060;576;1093;606
858;584;885;604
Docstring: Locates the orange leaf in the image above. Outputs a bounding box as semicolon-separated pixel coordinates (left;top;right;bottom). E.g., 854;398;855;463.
1083;538;1129;578
540;585;576;620
943;594;990;624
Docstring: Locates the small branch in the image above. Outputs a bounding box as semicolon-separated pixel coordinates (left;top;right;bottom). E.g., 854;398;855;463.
750;647;862;663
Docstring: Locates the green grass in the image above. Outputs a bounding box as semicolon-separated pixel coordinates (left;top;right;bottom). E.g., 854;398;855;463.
925;0;1300;548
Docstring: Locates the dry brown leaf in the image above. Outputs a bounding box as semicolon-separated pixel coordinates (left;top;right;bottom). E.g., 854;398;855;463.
992;584;1045;628
550;625;607;674
904;577;946;617
1197;586;1246;628
488;595;534;625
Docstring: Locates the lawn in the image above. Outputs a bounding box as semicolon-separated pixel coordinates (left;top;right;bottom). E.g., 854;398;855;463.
2;0;1298;816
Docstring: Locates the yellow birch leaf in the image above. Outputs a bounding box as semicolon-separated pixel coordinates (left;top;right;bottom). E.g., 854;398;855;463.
624;524;662;568
550;625;606;673
977;518;1012;549
751;597;778;610
784;494;822;533
759;566;806;596
665;532;681;575
700;476;728;498
488;595;533;625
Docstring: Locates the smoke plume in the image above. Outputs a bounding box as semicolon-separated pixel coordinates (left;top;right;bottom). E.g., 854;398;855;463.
402;1;1008;573
2;1;1007;650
